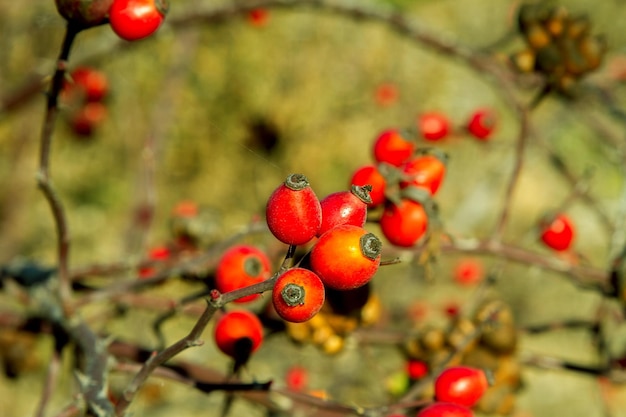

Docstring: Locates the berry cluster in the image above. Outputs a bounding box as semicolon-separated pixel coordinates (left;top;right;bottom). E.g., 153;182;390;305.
266;173;382;322
350;128;443;247
209;174;385;367
350;109;497;248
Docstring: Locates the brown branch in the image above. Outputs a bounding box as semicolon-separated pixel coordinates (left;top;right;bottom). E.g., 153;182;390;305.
34;21;116;417
34;349;62;417
114;244;296;415
434;237;608;289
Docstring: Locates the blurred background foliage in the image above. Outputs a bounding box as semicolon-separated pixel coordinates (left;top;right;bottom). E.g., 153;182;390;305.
2;0;626;416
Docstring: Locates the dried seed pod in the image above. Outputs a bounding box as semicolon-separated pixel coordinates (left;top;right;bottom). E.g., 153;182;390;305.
55;0;113;27
475;300;518;354
420;326;446;352
510;49;536;73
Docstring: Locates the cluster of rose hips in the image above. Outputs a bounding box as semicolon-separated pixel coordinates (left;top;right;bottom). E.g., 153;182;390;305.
61;66;109;137
210;173;384;367
264;173;383;323
350;128;442;247
349;109;497;248
55;0;168;41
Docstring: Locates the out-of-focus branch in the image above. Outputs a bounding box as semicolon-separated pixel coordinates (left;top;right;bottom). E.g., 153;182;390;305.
3;0;524;118
493;107;530;240
37;21;81;314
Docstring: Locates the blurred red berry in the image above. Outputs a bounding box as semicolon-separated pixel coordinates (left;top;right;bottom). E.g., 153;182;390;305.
540;213;575;251
400;154;446;195
406;359;429;380
434;366;489;408
138;245;171;278
467;108;497;140
375;82;399;107
248;8;269;27
214;310;264;359
64;66;109;102
418;112;450;141
380;199;428;247
69;102;107;137
172;200;198;218
453;258;484;286
285;365;309;392
373;129;415;167
215;244;272;303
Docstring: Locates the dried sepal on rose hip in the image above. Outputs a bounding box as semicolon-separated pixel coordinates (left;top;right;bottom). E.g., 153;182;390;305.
310;225;382;290
55;0;113;27
214;310;264;360
318;184;372;237
215;244;272;303
272;268;325;323
350;165;387;207
266;173;322;245
109;0;169;41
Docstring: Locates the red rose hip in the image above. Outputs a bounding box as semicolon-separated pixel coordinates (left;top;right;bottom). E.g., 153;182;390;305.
373;129;415;167
434;366;489;408
350;165;387;207
310;225;382;290
215;244;272;303
539;213;575;251
418;112;450;141
272;268;325;323
380;198;428;247
318;184;372;236
400;154;446;196
109;0;169;41
214;310;264;359
266;173;322;245
467;108;497;140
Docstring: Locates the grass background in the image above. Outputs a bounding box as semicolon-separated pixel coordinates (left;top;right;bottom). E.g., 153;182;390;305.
1;0;626;416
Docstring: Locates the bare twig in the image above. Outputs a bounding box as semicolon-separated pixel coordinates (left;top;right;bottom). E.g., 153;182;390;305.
37;21;82;314
493;107;530;241
34;349;62;417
